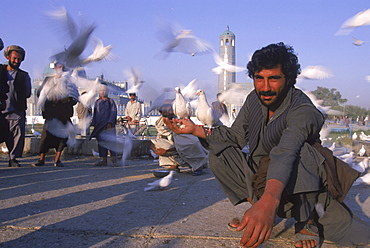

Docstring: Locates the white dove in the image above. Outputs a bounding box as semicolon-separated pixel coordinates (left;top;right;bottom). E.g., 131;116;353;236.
155;20;214;59
304;91;343;116
76;77;102;108
81;36;114;65
31;128;42;137
46;6;78;40
352;37;366;46
144;88;175;115
124;66;143;86
48;6;96;68
195;89;222;127
211;51;245;75
328;142;336;151
339;151;354;160
180;79;198;100
173;87;191;119
126;81;143;95
298;66;333;80
53;24;96;68
365;75;370;83
352;157;369;173
336;8;370;35
1;146;9;153
352;132;358;140
218;84;251;106
144;170;175;191
92;149;99;157
360;132;370;141
45;118;78;147
121;129;137;167
352;173;370;186
357;145;367;157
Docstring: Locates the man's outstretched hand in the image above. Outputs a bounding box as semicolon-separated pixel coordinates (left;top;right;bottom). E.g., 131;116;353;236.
163;118;206;138
237;179;284;247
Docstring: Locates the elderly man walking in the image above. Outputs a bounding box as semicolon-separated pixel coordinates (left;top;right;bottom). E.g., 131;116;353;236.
1;45;31;167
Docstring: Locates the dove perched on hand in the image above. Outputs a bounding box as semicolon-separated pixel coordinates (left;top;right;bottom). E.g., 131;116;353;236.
155;20;214;59
173;87;191;119
195;89;222;127
144;170;175;191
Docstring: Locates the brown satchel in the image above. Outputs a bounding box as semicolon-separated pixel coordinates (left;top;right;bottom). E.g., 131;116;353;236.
311;143;360;202
252;143;360;202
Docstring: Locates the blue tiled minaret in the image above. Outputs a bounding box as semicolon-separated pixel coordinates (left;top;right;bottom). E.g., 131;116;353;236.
218;26;236;93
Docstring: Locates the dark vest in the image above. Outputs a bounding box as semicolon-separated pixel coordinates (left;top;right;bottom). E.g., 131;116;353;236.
3;65;30;112
247;88;320;156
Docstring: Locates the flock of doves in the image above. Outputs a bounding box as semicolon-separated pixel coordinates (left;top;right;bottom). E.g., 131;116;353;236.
24;6;370;191
327;131;370;187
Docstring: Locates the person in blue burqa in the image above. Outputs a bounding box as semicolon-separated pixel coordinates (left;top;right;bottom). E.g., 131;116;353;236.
90;83;118;167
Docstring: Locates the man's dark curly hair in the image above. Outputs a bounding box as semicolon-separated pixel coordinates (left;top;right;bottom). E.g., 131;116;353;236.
247;42;301;85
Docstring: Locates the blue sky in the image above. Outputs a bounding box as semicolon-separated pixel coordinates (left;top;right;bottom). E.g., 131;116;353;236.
2;0;370;107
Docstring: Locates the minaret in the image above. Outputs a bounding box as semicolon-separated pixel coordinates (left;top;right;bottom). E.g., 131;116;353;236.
218;25;236;93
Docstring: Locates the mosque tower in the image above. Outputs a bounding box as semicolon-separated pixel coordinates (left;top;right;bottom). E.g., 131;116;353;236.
218;26;236;93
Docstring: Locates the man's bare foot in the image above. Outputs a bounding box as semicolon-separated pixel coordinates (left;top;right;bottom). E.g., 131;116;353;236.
227;218;241;232
294;228;318;247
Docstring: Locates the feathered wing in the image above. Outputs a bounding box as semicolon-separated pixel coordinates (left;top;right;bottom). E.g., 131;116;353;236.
211;51;245;74
173;35;214;55
126;81;143;94
145;88;175;115
218;84;251;105
45;118;78;147
195;90;221;127
144;171;174;191
121;129;137;167
46;6;78;40
76;77;101;108
181;79;198;100
155;19;214;58
336;8;370;35
299;65;333;80
81;36;114;65
173;87;191;119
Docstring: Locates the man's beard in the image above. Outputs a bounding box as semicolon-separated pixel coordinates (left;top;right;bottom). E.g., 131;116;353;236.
257;90;285;111
9;62;20;70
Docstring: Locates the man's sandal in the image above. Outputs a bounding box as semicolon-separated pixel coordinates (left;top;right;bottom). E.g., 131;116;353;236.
227;218;241;232
294;222;321;248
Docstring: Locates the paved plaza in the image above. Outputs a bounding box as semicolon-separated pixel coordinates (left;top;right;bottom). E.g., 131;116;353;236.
0;152;369;247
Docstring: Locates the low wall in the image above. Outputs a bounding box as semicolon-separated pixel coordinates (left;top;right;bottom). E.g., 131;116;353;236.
20;137;153;158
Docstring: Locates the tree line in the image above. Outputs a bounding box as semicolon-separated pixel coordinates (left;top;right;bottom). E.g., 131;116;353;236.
310;86;369;119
